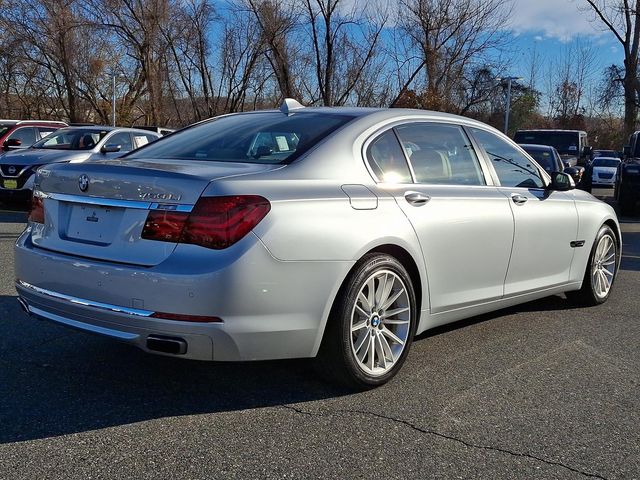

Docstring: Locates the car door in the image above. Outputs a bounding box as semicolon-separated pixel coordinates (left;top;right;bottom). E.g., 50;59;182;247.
469;127;578;296
366;123;514;313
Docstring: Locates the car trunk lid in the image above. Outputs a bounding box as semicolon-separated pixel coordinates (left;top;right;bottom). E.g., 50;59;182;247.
31;159;279;266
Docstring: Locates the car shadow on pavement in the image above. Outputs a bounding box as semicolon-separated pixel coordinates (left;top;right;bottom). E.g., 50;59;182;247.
0;295;353;444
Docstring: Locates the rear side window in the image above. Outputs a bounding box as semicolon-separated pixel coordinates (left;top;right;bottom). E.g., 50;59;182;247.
471;128;544;189
366;130;413;183
127;112;355;165
395;123;485;185
37;127;56;139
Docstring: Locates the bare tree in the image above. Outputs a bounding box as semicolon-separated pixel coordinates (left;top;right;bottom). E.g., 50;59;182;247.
390;0;512;112
301;0;386;106
546;41;597;127
245;0;299;99
583;0;640;137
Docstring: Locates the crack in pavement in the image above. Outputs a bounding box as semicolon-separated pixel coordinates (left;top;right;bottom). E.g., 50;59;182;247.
281;405;608;480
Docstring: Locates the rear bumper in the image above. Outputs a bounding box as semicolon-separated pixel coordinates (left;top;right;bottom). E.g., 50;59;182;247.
14;230;353;361
17;280;217;360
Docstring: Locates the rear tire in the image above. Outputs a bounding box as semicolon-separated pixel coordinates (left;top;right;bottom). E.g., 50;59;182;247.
567;225;618;306
315;253;417;389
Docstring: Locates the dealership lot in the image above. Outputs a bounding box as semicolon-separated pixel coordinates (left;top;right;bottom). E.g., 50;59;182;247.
0;189;638;479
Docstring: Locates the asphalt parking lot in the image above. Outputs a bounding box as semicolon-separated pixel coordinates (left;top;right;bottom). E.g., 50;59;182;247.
0;189;638;479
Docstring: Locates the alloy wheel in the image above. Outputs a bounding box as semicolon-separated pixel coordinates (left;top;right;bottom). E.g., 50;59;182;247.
349;269;411;376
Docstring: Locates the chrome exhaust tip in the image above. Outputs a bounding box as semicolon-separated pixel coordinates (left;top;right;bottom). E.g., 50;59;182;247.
146;335;188;355
17;297;30;315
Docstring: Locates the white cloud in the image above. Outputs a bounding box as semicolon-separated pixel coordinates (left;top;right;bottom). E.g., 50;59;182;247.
510;0;602;41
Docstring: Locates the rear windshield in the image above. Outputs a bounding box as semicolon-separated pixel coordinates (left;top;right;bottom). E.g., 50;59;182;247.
127;112;355;165
523;148;554;172
514;132;580;155
593;158;620;168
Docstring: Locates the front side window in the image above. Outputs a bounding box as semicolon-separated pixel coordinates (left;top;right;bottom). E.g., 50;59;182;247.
472;128;544;189
366;130;413;183
127;112;355;165
107;132;133;151
8;127;37;145
395;123;485;185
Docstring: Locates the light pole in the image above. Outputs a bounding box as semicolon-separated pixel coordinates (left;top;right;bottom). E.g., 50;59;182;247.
498;76;523;135
110;72;125;127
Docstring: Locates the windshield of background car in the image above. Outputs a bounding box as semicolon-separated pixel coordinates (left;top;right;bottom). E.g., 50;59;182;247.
593;158;620;168
32;128;108;151
127;112;356;164
523;148;554;172
513;132;580;155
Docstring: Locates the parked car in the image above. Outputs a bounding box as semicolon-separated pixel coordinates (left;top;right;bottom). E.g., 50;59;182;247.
0;126;160;203
615;131;640;215
591;157;621;187
0;120;67;152
591;149;621;162
519;143;585;185
514;129;592;166
15;101;621;389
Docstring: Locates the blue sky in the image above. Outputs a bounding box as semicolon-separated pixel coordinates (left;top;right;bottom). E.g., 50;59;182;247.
508;0;622;87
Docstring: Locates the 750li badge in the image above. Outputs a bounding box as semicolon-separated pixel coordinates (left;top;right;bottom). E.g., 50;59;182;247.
139;191;182;201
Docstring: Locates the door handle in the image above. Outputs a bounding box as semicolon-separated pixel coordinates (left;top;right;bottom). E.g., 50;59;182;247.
404;191;431;206
511;193;528;205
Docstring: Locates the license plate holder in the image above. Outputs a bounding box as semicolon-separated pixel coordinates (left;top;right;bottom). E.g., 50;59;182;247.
66;204;122;244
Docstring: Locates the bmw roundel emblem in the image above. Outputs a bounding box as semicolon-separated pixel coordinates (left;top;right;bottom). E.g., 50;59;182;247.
78;174;90;192
7;166;16;175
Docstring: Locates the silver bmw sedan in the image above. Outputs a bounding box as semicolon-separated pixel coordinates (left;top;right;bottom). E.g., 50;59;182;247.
14;100;621;388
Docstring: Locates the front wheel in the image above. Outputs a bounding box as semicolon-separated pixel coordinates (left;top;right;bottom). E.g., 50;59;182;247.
316;253;417;389
567;225;618;306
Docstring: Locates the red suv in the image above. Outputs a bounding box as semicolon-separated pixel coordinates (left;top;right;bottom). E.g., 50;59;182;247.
0;120;68;152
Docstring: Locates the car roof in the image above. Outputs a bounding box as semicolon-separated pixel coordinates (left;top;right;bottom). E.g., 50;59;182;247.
57;126;159;135
593;157;620;161
515;129;587;134
519;143;556;151
231;106;500;131
0;120;66;127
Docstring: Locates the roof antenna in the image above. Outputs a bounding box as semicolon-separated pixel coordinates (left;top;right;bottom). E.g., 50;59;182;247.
280;98;305;115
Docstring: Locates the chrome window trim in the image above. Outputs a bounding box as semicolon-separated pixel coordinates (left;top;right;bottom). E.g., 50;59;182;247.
39;192;194;212
362;119;495;187
16;280;154;317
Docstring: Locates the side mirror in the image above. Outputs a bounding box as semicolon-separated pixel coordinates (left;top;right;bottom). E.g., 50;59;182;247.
101;144;122;154
3;138;22;151
548;171;575;191
623;145;632;158
563;167;582;185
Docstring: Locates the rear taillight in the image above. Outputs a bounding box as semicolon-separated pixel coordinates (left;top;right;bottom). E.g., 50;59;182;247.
141;195;270;249
28;195;44;224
